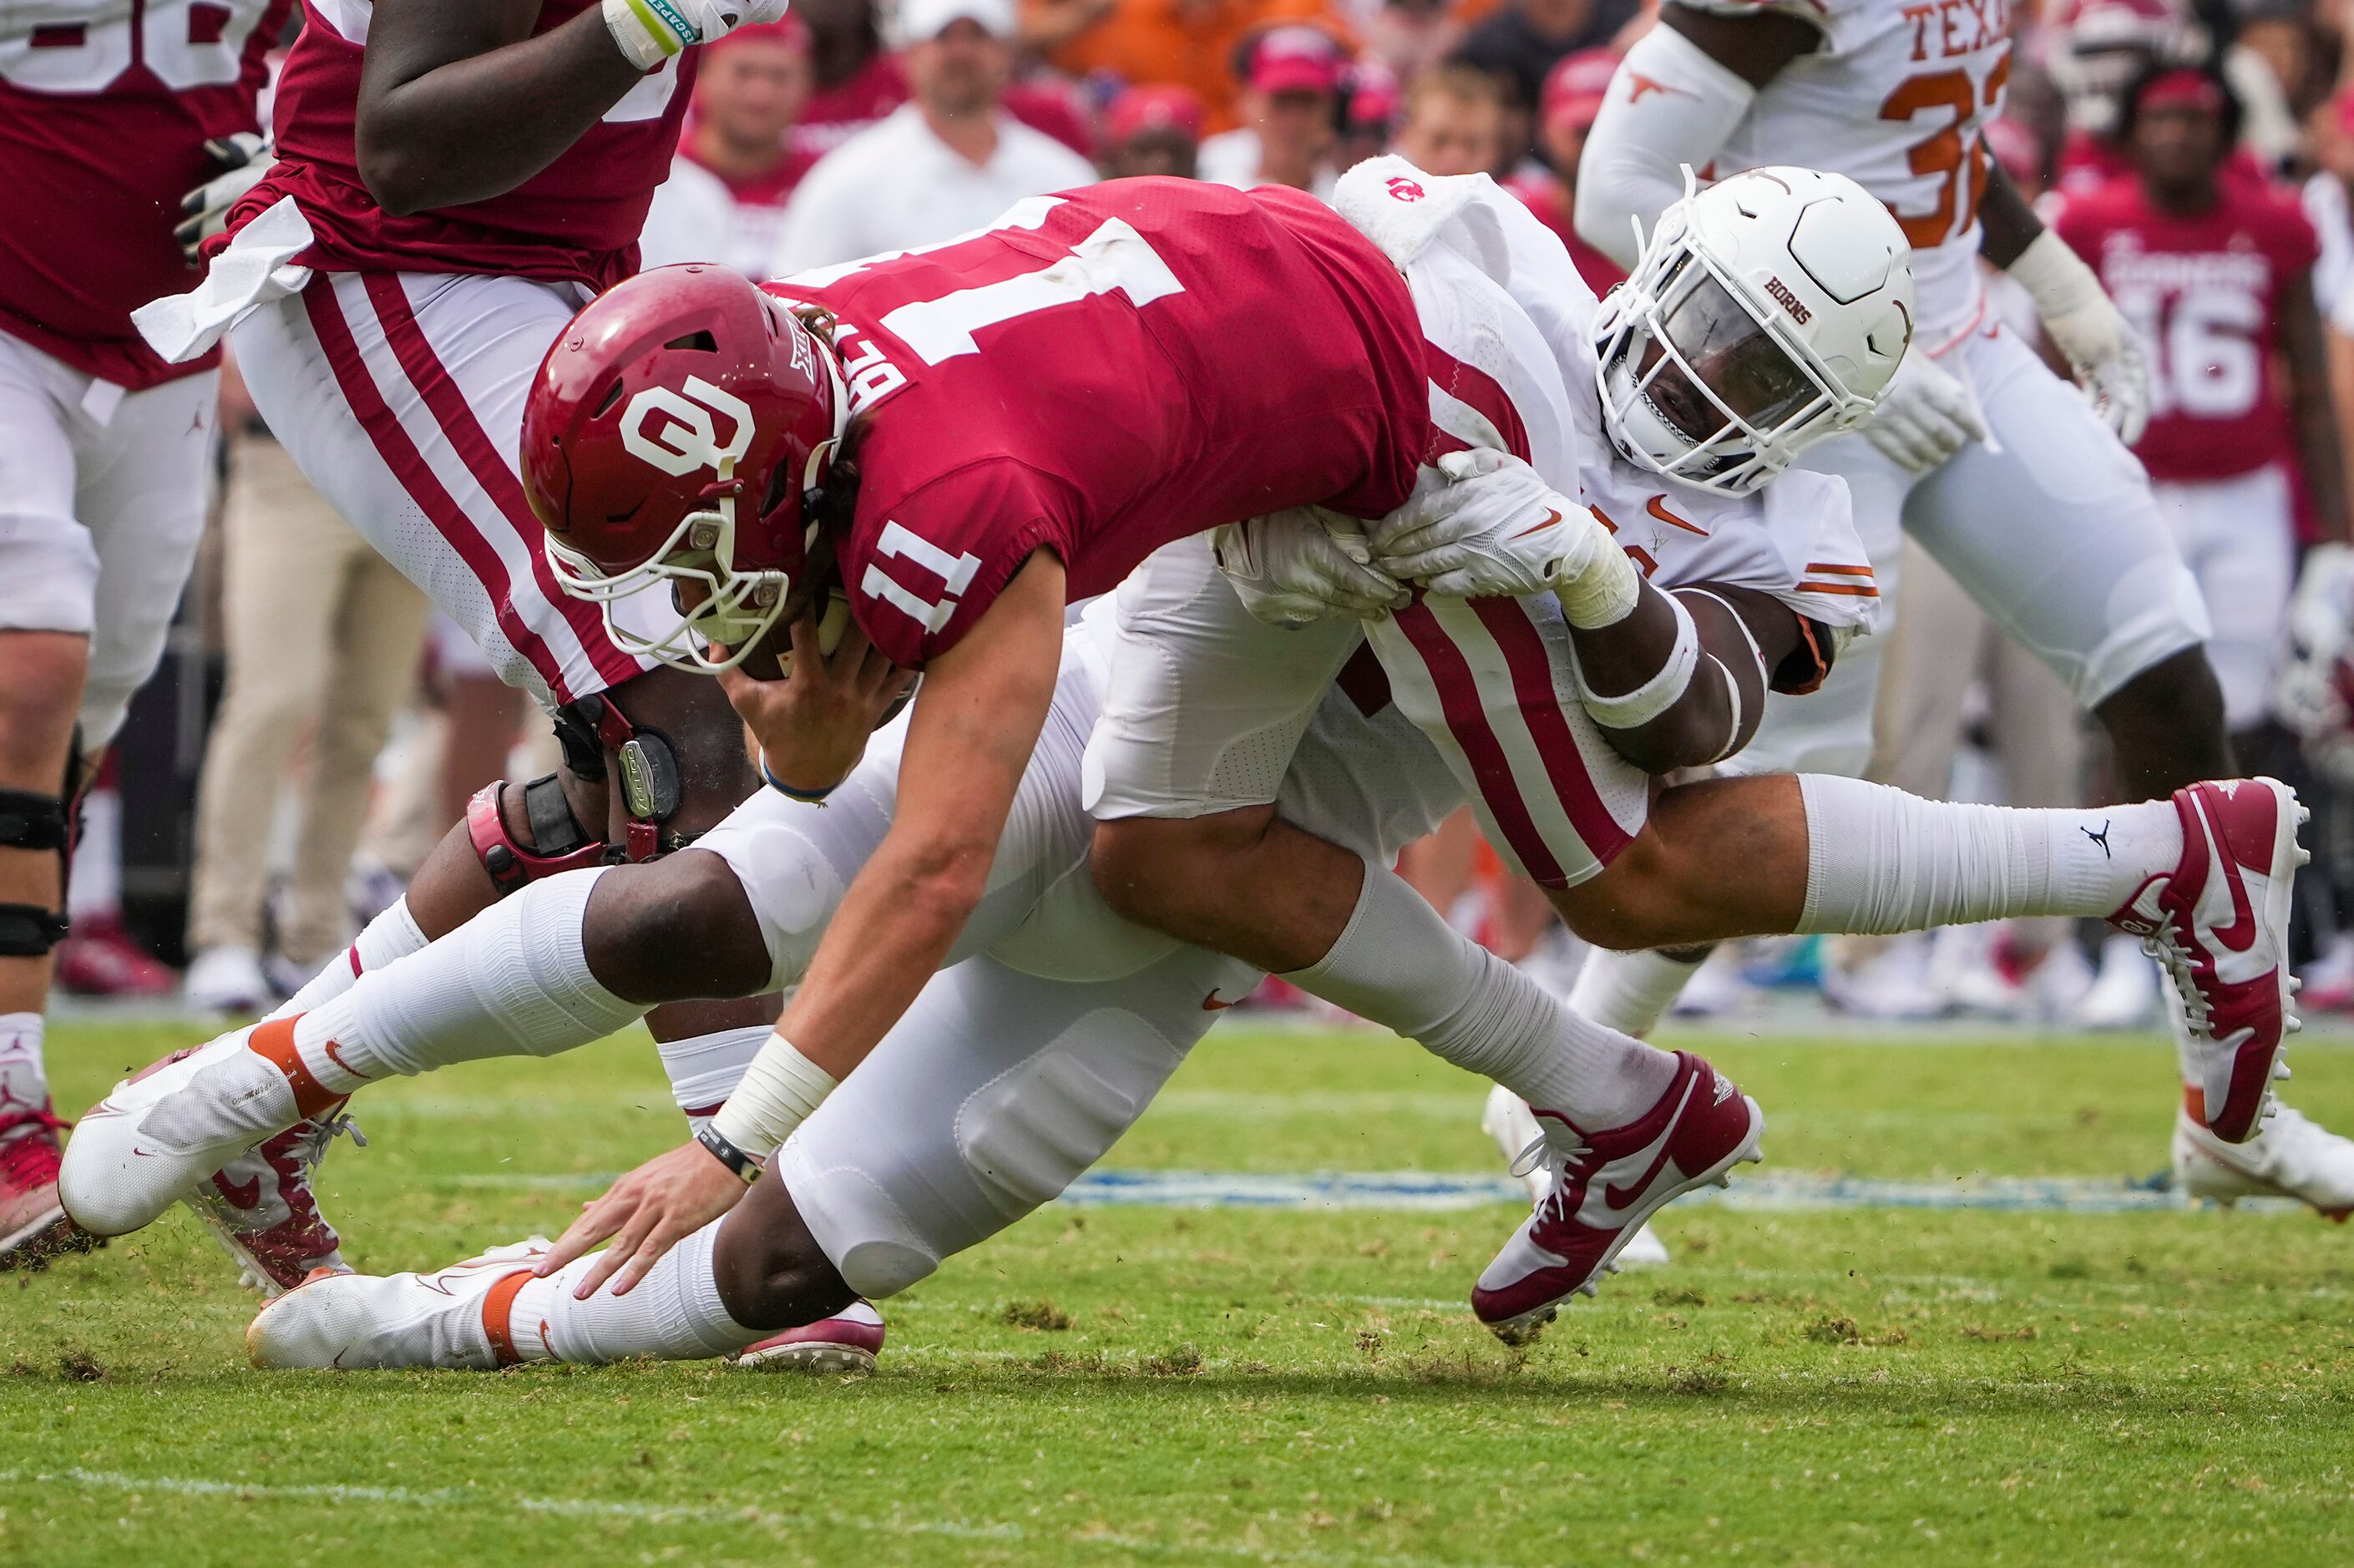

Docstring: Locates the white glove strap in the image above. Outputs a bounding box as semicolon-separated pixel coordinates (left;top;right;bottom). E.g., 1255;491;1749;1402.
1576;592;1699;731
2007;230;2102;320
710;1032;838;1161
603;0;695;71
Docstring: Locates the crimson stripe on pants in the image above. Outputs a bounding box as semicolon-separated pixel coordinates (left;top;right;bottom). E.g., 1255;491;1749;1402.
1469;597;1635;867
1391;599;1569;888
1422;341;1531;463
359;274;645;697
302;280;573;697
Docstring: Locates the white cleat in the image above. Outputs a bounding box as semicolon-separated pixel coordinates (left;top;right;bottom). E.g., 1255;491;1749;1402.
731;1300;887;1373
58;1028;303;1238
248;1239;554;1370
2175;1105;2354;1220
1483;1085;1670;1265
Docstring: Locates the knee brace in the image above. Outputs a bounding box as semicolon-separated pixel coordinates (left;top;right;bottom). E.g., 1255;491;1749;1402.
558;694;693;863
466;776;608;898
0;787;70;956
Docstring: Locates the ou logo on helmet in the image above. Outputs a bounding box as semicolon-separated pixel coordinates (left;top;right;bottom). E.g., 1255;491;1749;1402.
621;377;755;477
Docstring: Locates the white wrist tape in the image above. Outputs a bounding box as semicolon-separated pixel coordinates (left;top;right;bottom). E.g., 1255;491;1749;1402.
1577;591;1699;731
710;1032;838;1161
2007;229;2102;319
602;0;696;71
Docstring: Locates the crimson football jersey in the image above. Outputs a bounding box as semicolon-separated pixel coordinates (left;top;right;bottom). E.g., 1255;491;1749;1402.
225;0;696;290
2055;174;2319;483
772;180;1428;668
0;0;292;387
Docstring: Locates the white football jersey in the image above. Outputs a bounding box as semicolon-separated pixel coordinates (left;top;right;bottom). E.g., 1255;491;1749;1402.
1671;0;2014;345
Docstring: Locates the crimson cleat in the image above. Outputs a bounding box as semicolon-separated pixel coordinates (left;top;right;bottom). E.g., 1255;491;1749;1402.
185;1113;362;1295
0;1105;100;1271
53;914;178;999
1471;1051;1761;1345
2108;778;2306;1145
730;1299;887;1373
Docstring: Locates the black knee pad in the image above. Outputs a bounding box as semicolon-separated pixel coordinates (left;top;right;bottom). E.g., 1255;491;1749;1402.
0;789;70;954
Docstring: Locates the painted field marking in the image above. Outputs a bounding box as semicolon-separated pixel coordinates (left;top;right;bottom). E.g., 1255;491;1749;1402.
445;1168;2296;1214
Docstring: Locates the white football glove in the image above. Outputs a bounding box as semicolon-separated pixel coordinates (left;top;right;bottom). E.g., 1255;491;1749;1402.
1369;448;1639;627
1211;508;1410;630
2010;229;2151;447
1862;345;1987;473
602;0;792;70
175;133;271;265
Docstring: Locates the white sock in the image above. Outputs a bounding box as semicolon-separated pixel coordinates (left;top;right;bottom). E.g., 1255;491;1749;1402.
655;1025;771;1132
286;870;646;1093
1284;860;1678;1130
508;1220;761;1363
268;897;430;1022
0;1013;48;1134
1796;777;2181;935
1568;948;1709;1038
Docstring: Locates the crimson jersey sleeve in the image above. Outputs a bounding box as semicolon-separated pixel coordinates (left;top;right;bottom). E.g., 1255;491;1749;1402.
835;459;1075;668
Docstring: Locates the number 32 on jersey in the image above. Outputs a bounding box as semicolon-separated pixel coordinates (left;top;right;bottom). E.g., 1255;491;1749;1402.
1878;0;2012;250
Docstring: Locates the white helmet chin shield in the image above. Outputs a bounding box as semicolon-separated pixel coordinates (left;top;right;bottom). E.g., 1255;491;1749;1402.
1593;166;1916;496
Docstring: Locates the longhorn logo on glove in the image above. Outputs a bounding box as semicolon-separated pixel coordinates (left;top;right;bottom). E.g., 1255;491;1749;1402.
620;377;755;478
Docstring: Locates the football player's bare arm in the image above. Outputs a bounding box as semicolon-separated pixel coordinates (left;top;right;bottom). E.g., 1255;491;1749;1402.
1574;8;1815;271
748;554;1066;1075
2282;271;2349;543
538;554;1068;1298
355;0;645;215
1573;581;1795;773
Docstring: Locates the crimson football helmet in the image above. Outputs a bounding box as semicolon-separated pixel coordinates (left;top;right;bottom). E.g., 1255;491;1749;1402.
523;264;844;672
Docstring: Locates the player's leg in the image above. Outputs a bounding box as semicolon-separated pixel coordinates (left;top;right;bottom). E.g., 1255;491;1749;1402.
58;635;1112;1237
230;271;780;1119
1911;326;2226;795
1563;436;1916;1037
244;943;1256;1369
0;331;99;1267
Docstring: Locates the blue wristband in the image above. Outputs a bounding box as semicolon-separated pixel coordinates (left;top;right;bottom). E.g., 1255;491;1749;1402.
760;756;838;804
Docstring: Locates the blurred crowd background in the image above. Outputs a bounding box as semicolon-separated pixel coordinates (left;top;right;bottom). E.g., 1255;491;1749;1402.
69;0;2354;1038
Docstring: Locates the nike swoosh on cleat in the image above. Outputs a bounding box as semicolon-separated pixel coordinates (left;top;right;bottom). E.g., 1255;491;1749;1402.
1601;1076;1700;1213
212;1171;263;1211
1201;991;1236;1011
2203;797;2261;954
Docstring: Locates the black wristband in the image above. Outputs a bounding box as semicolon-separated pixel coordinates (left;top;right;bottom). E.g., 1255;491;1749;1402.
696;1124;766;1186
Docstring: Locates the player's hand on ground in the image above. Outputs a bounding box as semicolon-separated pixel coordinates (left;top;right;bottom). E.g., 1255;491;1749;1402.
539;1139;747;1297
1371;449;1638;626
1211;509;1408;627
716;610;913;796
1863;346;1987;473
175;133;270;264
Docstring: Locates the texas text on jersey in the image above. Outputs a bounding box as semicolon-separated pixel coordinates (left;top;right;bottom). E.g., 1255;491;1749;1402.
1675;0;2012;344
2055;173;2320;482
221;0;696;289
769;180;1430;668
0;0;293;387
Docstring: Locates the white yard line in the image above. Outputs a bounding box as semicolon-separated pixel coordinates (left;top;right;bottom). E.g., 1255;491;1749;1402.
445;1166;2291;1214
0;1467;1500;1568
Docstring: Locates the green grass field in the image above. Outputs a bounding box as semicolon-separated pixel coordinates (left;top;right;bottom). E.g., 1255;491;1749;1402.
6;1018;2354;1565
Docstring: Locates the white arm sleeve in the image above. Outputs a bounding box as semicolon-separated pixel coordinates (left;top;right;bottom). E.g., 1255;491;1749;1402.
1573;22;1761;271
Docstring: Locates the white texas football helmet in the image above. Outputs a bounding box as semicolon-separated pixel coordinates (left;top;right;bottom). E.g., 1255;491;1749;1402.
1593;166;1915;496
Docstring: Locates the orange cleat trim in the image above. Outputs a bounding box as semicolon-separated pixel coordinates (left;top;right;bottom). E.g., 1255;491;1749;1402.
2183;1083;2206;1122
481;1268;536;1368
247;1018;349;1122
